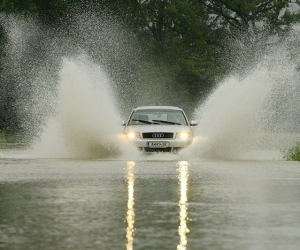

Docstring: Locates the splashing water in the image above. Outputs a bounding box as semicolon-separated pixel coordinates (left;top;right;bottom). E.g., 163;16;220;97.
0;13;143;159
2;14;300;161
184;26;300;160
30;55;136;158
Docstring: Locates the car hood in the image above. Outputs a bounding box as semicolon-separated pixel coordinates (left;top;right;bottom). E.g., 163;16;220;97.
124;125;191;133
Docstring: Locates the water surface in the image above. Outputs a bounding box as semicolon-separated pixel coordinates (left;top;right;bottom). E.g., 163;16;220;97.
0;156;300;249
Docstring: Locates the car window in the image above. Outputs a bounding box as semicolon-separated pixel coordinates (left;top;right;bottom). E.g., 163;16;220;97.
128;110;188;125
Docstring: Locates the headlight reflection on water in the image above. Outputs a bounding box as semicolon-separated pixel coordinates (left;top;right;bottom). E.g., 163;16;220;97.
126;161;136;250
125;161;189;250
177;161;190;250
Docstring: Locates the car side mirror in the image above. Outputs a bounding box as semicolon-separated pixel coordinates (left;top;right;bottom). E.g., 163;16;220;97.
121;120;127;126
189;120;198;126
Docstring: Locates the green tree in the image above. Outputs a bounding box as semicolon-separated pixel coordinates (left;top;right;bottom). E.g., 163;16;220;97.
198;0;296;34
0;0;37;16
110;0;229;107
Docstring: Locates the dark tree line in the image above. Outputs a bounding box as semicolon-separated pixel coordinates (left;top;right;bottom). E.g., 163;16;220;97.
0;0;299;133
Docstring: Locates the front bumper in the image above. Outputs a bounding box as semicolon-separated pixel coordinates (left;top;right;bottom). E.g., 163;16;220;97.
128;138;192;151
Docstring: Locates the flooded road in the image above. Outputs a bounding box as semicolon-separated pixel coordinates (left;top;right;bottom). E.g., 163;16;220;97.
0;156;300;250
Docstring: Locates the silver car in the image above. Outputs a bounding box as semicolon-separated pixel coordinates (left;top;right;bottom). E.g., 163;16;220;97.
122;106;197;152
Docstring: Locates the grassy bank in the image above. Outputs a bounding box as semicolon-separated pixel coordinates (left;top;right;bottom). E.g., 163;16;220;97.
0;132;5;148
0;132;28;149
283;144;300;161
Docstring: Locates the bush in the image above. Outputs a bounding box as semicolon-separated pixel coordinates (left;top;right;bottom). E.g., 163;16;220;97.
0;132;6;148
283;143;300;161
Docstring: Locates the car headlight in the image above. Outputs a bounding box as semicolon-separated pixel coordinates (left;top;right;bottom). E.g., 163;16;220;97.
126;132;140;139
177;132;191;139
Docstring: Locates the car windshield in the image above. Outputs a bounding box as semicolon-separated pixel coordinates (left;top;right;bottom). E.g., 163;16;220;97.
128;109;188;125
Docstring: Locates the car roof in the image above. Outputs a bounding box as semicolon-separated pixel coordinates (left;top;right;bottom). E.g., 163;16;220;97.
133;106;182;111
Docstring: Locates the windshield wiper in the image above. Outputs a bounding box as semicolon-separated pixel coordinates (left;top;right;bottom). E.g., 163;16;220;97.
152;120;182;125
132;119;153;124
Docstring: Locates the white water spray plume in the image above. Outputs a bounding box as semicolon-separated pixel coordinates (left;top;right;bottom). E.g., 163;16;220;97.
31;55;137;158
0;13;143;159
183;25;300;160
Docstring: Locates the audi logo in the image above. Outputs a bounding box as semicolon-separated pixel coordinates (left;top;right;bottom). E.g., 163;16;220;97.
152;133;164;138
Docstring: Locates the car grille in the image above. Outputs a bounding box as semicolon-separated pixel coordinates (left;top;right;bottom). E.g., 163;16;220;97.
142;132;174;139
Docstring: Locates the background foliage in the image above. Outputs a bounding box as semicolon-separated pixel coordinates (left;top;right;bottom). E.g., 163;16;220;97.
0;0;299;133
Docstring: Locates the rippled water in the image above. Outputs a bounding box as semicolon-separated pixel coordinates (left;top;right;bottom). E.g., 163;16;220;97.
1;156;300;250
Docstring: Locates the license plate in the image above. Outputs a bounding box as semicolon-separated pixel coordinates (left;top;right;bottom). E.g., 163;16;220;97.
147;142;170;148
